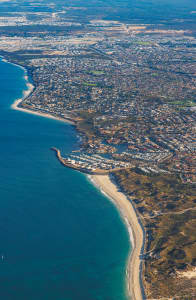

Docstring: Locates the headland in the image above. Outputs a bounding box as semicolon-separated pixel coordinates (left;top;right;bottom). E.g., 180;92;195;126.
11;90;74;125
9;61;74;125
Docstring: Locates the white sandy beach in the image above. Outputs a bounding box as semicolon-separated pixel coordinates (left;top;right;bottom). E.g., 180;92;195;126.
2;55;73;124
11;82;74;124
10;61;144;299
91;174;144;300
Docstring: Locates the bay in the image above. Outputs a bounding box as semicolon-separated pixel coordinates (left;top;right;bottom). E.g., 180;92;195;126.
0;58;130;300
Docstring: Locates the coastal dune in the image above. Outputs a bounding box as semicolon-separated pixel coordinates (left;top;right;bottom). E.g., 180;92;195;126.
91;174;144;300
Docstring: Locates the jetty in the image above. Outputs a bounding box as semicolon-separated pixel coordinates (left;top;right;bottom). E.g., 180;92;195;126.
51;147;132;175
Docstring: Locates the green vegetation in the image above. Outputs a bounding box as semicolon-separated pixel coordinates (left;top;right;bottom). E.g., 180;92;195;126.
76;111;98;136
134;41;152;45
83;82;97;87
114;169;196;298
171;99;195;107
91;70;104;75
151;73;159;77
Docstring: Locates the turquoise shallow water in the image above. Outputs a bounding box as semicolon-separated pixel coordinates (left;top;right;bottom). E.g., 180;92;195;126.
0;58;130;300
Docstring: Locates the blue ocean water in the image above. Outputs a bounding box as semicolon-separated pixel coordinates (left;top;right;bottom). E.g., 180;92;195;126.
0;58;130;300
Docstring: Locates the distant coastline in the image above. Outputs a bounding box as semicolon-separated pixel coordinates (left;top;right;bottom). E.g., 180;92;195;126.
6;56;145;300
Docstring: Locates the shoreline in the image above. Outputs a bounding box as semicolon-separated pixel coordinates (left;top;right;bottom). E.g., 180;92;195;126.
11;94;74;125
5;55;145;299
11;84;74;125
89;174;144;300
0;56;74;125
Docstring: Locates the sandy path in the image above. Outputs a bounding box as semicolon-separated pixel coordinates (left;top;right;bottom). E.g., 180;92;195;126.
91;174;144;300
